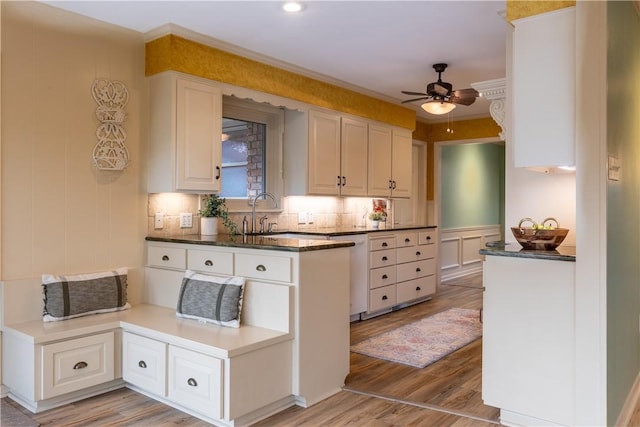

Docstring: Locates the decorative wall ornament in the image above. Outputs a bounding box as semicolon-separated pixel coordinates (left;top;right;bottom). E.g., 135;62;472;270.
470;78;506;140
91;78;130;170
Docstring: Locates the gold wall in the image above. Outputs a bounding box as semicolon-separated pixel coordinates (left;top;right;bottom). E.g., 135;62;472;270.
506;0;576;22
146;35;416;130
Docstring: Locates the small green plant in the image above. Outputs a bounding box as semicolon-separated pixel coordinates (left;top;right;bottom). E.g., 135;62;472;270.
199;194;238;235
368;211;385;221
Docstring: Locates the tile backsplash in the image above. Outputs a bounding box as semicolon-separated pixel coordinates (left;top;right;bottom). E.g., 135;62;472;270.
147;193;392;236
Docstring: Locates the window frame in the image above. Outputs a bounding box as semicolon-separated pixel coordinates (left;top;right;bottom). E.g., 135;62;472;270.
221;96;284;213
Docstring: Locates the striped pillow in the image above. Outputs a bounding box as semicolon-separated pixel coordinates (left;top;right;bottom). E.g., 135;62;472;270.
176;270;245;328
42;267;130;322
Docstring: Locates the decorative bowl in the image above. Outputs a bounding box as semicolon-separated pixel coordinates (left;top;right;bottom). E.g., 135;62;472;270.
511;217;569;250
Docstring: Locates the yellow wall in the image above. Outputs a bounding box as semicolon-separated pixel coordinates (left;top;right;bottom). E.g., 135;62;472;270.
2;2;147;301
506;0;576;22
146;35;416;130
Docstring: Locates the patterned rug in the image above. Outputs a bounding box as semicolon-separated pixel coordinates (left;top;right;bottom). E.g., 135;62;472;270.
1;398;39;427
350;307;482;368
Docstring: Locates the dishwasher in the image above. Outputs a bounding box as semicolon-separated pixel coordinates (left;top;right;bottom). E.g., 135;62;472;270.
330;234;368;321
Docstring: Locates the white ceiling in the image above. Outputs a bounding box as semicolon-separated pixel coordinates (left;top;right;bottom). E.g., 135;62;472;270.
43;0;508;122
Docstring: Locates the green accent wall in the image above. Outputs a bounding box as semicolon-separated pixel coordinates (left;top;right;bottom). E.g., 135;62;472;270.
607;2;640;424
440;143;505;229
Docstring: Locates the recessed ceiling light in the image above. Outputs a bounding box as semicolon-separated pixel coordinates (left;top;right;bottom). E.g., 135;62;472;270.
283;2;303;13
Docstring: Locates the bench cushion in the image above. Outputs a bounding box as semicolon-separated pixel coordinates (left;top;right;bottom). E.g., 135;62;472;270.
176;270;245;328
42;267;130;322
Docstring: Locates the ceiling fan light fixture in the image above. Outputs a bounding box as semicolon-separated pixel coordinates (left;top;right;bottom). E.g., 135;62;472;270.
282;1;303;12
421;100;456;115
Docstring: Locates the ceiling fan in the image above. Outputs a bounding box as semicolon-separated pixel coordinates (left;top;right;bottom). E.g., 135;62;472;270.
401;63;479;115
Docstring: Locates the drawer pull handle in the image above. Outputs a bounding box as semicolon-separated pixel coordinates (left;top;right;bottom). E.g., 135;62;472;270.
382;274;388;279
187;378;198;387
73;361;88;370
205;260;213;266
382;242;388;247
382;295;388;300
405;238;410;243
256;264;267;272
416;286;422;291
215;166;221;180
416;251;421;256
427;235;432;240
162;255;170;261
382;256;388;261
138;360;147;369
416;268;421;272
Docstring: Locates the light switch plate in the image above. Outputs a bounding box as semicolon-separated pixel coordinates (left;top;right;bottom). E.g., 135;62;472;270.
180;213;193;228
298;212;307;224
154;213;164;229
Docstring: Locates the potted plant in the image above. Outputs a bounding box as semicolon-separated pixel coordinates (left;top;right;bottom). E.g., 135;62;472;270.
199;194;238;236
368;211;385;228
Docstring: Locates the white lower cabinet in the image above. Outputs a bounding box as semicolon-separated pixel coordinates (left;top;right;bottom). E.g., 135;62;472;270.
41;332;115;399
168;345;223;420
122;332;167;397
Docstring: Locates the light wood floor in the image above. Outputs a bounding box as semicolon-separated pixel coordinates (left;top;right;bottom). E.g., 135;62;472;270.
4;273;501;426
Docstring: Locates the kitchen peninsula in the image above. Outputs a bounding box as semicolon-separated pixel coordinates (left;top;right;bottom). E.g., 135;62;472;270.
480;243;576;426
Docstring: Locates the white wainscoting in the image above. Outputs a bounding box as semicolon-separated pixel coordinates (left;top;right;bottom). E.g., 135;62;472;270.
440;225;502;281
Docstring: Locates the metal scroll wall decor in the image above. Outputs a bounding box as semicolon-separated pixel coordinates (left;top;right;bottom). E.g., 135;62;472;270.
91;78;130;170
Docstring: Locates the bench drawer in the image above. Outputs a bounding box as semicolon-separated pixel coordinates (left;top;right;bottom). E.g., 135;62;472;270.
41;331;115;399
397;276;436;304
397;259;436;283
369;265;396;289
369;285;396;312
148;245;186;269
370;248;396;269
397;244;436;263
187;249;234;275
122;332;167;397
169;345;223;420
235;253;292;283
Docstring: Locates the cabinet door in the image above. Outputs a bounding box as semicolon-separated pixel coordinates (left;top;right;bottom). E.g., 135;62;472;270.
176;78;223;192
512;8;575;168
367;124;393;197
340;117;368;196
122;332;167;397
390;128;412;198
168;345;223;420
308;110;341;195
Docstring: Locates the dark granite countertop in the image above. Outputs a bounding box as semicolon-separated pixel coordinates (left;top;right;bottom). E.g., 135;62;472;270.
265;224;437;237
146;234;354;252
480;242;576;262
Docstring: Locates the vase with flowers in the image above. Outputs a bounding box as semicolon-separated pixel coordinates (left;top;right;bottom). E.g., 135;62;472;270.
199;194;238;236
368;211;385;229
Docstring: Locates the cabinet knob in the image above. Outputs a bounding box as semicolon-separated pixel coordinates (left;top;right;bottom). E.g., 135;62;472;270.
392;180;397;190
187;378;198;387
382;274;388;279
388;180;393;189
416;286;421;291
138;360;147;369
204;259;213;266
416;268;421;272
382;295;388;300
215;166;221;180
73;361;88;370
382;242;388;247
382;256;388;261
337;175;341;186
405;238;410;243
342;176;346;186
416;251;421;256
256;264;266;272
427;235;432;240
162;255;170;261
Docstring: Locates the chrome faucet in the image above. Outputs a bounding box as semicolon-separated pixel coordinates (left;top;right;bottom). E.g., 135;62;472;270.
251;192;278;233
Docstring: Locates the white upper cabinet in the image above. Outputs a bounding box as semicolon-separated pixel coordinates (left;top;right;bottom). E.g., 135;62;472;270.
512;7;576;168
368;125;412;198
307;110;368;196
148;72;223;193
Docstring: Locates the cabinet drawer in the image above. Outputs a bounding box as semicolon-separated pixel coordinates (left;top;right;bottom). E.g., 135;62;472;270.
369;249;396;269
187;249;233;275
148;245;186;269
397;276;436;304
396;232;418;247
418;229;436;245
396;259;436;283
41;331;115;399
370;236;396;251
397;244;435;263
369;285;397;312
169;345;223;420
235;253;292;282
122;332;167;397
369;265;396;289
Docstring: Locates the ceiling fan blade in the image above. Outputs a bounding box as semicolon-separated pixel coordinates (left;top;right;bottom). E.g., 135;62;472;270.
401;90;428;96
450;88;479;106
401;96;429;104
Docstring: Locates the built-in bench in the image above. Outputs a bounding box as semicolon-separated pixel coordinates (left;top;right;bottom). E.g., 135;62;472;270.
1;277;295;427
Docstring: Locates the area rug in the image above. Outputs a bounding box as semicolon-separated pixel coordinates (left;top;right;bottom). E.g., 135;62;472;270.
1;398;39;427
350;307;482;368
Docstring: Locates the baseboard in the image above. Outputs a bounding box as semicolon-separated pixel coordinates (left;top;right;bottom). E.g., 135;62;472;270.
441;265;483;283
616;370;640;426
